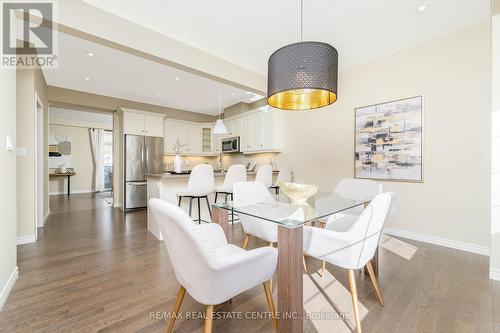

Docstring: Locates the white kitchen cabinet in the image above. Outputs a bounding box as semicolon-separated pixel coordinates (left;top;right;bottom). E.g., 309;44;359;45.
187;124;201;153
164;120;176;153
240;115;253;152
231;118;242;138
251;112;264;150
123;111;164;137
144;115;164;137
164;119;217;156
123;112;146;136
231;108;283;154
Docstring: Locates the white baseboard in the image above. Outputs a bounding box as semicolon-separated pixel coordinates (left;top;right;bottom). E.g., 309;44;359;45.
16;235;36;245
0;266;18;311
49;190;93;195
383;227;490;256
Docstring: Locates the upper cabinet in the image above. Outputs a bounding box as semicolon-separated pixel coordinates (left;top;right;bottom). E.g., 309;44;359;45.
123;110;164;137
164;119;215;156
144;115;165;137
238;108;283;154
140;107;283;156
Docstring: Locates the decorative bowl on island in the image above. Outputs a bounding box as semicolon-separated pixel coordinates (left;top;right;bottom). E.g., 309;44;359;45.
279;182;319;204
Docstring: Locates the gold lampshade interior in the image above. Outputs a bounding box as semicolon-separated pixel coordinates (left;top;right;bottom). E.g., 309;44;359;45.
267;88;337;110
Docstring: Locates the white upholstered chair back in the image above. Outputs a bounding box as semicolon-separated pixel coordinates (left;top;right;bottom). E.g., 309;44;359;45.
255;164;273;188
233;181;278;243
334;178;381;200
274;166;292;186
221;164;247;193
304;192;394;270
185;164;215;196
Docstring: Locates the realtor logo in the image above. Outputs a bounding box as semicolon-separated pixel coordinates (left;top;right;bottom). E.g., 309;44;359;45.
1;1;57;68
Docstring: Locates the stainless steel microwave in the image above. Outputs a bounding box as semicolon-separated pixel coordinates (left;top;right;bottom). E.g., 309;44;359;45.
222;136;240;153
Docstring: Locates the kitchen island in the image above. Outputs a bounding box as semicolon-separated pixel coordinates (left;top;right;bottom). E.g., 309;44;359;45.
147;171;277;239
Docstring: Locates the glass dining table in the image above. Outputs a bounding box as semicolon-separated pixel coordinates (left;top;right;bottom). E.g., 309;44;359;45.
211;191;374;333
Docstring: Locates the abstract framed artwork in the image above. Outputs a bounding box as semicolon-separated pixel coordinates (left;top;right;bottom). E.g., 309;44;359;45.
355;95;423;182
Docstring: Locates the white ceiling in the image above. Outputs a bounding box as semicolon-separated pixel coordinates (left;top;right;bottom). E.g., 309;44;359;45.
82;0;490;74
43;32;264;115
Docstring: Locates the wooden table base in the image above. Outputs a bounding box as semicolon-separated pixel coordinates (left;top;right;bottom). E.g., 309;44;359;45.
277;225;303;333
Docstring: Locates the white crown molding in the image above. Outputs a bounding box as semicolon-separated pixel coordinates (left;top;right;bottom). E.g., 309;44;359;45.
491;268;500;281
383;227;490;256
0;266;18;311
16;235;36;245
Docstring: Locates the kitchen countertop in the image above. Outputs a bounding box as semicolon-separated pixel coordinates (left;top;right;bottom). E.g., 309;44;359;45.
147;170;277;179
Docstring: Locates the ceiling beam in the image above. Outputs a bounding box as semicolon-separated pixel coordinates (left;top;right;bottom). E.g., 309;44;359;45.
50;0;266;95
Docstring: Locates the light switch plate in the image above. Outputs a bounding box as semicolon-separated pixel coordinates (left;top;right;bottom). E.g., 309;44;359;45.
16;147;27;157
6;136;15;151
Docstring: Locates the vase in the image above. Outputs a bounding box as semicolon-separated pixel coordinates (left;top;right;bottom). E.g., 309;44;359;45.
173;154;182;173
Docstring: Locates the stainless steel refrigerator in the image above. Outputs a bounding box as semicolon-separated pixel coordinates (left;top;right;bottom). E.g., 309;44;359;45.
124;135;163;210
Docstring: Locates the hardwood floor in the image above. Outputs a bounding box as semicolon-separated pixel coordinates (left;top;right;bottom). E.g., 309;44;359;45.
1;193;499;332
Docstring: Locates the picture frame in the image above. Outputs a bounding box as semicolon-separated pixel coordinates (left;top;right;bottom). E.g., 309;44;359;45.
354;95;423;182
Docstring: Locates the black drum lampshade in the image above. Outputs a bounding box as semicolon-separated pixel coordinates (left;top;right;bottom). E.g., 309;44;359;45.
267;41;338;110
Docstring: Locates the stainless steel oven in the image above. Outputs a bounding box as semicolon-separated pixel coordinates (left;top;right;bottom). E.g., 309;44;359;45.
222;136;240;153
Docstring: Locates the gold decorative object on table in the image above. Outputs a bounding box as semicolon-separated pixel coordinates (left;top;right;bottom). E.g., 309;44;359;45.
279;182;318;204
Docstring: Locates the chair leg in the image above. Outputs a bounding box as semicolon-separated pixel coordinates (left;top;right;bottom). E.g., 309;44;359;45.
204;305;214;333
348;269;362;333
178;196;182;207
214;192;218;203
263;281;278;333
188;197;193;217
242;234;251;249
366;261;384;306
224;193;228;203
320;260;327;279
205;196;212;219
167;286;186;333
197;197;201;224
302;255;308;273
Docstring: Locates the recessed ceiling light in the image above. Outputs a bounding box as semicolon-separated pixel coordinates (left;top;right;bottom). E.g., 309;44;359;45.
156;92;162;96
174;77;180;80
84;77;90;81
418;5;427;12
87;52;94;57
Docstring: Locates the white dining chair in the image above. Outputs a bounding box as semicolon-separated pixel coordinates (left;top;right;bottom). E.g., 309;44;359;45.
233;181;278;248
214;164;247;203
269;166;292;195
303;192;394;333
318;178;382;276
149;198;278;333
177;164;215;224
255;164;273;188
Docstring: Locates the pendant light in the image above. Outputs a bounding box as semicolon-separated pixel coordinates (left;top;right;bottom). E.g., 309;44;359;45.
213;87;228;135
267;0;338;110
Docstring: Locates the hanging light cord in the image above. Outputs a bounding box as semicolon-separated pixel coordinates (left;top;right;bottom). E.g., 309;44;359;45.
218;87;221;120
300;0;303;42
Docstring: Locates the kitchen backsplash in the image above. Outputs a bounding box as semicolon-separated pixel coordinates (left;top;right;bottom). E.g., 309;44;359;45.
163;152;283;172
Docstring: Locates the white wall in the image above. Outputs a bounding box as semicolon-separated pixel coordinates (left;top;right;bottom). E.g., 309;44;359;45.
0;68;18;310
491;14;500;281
280;21;491;250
